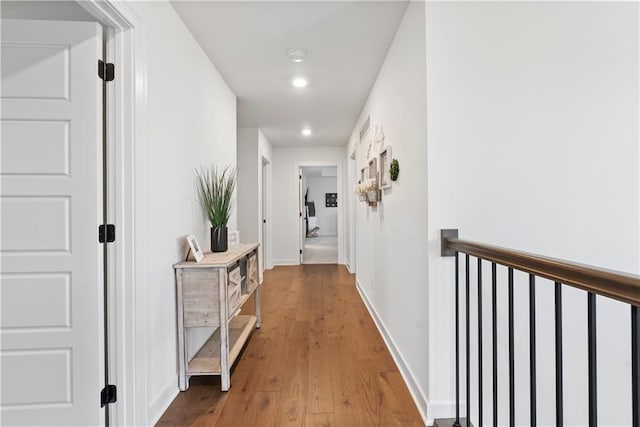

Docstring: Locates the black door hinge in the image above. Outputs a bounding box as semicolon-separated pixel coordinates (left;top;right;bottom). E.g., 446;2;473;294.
300;249;303;255
98;59;114;82
299;212;302;217
100;384;117;407
299;175;302;179
98;224;116;243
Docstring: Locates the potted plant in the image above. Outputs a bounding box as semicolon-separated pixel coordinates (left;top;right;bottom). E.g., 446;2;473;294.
195;165;236;252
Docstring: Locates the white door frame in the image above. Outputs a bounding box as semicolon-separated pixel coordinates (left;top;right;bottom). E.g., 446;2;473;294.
258;153;271;280
348;147;357;274
78;2;147;425
295;162;344;265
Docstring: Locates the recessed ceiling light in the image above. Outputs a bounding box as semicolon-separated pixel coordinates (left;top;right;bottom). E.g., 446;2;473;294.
288;48;307;63
292;77;308;88
301;128;312;136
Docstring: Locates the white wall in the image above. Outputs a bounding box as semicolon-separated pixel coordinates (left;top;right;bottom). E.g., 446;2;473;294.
305;175;338;237
425;2;639;425
271;146;346;265
346;1;429;420
125;2;237;423
237;128;259;247
237;128;273;276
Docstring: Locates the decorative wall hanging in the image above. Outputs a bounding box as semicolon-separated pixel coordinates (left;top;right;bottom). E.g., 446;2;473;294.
353;178;379;206
355;123;389;208
379;146;392;189
390;158;400;181
368;157;378;180
325;193;337;207
367;125;385;160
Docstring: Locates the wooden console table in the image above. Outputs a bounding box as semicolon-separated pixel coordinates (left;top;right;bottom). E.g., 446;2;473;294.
173;243;260;391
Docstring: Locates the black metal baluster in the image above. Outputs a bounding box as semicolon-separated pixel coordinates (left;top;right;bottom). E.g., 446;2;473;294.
588;293;597;427
529;274;536;426
492;262;498;427
454;252;461;427
466;254;471;427
478;260;483;427
555;282;564;427
508;268;515;427
632;305;639;427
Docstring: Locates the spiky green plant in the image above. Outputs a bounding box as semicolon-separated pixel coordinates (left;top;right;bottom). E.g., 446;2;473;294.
195;165;236;228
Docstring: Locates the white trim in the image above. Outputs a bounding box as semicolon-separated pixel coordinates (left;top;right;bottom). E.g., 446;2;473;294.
355;279;429;426
78;1;148;425
149;376;179;427
345;262;354;274
347;146;357;274
426;400;461;426
296;162;345;265
258;150;272;280
273;258;300;266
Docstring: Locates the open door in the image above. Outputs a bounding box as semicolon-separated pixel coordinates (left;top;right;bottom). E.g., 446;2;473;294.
1;19;105;425
260;156;269;280
298;167;305;264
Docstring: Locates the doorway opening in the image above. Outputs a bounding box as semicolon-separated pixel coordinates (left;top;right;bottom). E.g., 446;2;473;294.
300;166;338;264
260;155;270;279
0;2;147;426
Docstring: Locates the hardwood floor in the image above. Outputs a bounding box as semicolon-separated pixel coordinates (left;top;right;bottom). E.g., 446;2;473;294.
156;265;424;426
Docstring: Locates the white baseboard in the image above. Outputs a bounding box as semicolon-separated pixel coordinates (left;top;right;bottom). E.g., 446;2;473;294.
425;400;458;425
345;262;354;274
273;258;299;266
148;375;179;426
354;280;429;426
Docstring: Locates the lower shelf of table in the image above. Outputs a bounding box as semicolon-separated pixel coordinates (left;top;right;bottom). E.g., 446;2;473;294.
187;314;257;375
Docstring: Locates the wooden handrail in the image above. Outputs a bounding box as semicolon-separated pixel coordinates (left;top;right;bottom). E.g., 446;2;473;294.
443;237;640;306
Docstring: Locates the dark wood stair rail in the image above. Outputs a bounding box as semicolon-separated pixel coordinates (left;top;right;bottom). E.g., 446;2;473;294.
439;229;640;427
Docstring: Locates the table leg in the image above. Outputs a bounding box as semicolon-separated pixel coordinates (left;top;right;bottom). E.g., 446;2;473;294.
255;284;262;329
176;270;188;391
219;268;230;391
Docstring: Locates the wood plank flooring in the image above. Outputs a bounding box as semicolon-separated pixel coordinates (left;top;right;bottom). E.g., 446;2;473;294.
156;265;424;426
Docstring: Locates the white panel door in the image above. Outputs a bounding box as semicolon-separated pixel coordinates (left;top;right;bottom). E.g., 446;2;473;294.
299;168;305;264
1;19;104;426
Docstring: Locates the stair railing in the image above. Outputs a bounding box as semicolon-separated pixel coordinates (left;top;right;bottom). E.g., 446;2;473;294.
440;229;640;427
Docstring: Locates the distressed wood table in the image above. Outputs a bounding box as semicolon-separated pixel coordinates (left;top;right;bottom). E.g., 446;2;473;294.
173;243;260;391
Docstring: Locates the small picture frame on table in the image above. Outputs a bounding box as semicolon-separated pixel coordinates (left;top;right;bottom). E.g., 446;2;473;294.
185;234;204;263
379;146;392;189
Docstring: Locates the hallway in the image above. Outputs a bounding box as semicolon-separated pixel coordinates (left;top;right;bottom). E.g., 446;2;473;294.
304;237;338;264
157;265;423;426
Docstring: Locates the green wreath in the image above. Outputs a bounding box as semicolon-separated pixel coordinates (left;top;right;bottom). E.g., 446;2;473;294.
390;159;399;181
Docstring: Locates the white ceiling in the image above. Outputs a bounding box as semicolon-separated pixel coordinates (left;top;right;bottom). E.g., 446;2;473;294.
0;1;96;21
171;1;410;147
302;166;338;177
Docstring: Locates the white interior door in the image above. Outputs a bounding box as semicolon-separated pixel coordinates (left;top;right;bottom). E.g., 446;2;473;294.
1;19;104;426
298;167;305;264
260;157;268;278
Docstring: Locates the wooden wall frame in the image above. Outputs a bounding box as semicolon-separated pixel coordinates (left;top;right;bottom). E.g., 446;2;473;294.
379;146;392;189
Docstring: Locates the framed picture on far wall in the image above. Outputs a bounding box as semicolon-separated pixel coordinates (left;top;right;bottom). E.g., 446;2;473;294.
326;193;338;207
379;146;392;189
